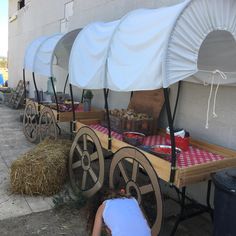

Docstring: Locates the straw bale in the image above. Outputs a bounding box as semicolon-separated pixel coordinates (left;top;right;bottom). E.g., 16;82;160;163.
10;138;72;196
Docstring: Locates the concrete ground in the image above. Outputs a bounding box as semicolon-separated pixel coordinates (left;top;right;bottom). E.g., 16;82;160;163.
0;104;53;220
0;103;213;235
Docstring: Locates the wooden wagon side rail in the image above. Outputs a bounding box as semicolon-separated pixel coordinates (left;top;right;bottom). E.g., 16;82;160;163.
158;128;236;158
77;121;172;183
189;138;236;158
26;99;104;123
157;128;236;187
77;122;236;188
175;157;236;187
59;108;104;123
175;133;236;187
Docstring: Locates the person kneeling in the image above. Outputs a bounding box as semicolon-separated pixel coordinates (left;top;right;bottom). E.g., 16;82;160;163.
92;189;151;236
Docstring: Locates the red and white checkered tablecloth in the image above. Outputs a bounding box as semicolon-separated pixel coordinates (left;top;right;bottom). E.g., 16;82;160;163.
90;124;225;169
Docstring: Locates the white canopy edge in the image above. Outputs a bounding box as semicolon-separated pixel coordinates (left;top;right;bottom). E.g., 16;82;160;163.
106;2;189;91
53;29;82;72
24;36;48;72
68;0;236;91
69;21;120;89
163;0;236;88
24;29;81;77
33;33;65;77
69;2;189;90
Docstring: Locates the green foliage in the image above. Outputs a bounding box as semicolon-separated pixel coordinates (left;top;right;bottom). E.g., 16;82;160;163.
83;90;94;100
1;87;12;93
0;58;7;68
68;193;87;210
52;185;87;210
52;195;64;208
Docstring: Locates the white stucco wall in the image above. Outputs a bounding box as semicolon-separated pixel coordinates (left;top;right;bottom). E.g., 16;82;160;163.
8;0;236;203
8;0;236;147
9;1;236;141
8;0;68;96
8;0;182;106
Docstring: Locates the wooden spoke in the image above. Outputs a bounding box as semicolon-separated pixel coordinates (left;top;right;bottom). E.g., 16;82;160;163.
49;118;55;127
140;184;153;195
90;152;99;161
30;126;37;138
89;167;98;183
72;160;82;169
81;170;88;190
83;134;88;150
25;113;31;120
25;122;30;128
75;144;83;156
132;160;139;182
23;100;39;143
39;107;58;141
118;162;129;183
69;126;104;197
109;147;163;236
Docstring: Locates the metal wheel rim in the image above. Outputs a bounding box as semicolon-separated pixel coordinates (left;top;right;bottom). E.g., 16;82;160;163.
23;100;38;142
38;107;58;141
69;126;104;197
109;147;163;235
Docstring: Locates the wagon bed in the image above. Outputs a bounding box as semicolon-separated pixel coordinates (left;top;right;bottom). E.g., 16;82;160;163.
77;122;236;188
23;98;104;142
28;99;104;123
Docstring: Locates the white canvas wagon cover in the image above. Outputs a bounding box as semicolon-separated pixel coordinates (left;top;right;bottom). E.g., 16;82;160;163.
69;0;236;91
24;29;81;77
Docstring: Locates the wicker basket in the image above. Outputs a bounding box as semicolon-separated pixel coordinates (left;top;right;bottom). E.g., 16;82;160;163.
102;114;153;135
102;89;164;135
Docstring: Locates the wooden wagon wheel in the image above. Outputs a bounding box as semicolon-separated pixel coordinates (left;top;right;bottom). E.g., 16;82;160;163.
109;147;163;236
23;100;39;143
69;126;104;197
38;107;58;141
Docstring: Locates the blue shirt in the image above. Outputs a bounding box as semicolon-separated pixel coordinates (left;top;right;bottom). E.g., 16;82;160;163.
103;198;151;236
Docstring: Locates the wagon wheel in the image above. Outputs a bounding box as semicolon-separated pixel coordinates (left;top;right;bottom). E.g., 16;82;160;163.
69;126;104;197
109;147;163;236
38;107;58;141
23;100;39;142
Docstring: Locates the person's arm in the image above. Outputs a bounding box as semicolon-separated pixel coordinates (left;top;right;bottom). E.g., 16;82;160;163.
92;203;105;236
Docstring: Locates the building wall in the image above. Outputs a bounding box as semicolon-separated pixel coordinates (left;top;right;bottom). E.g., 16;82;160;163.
8;0;236;202
8;0;181;96
8;0;68;95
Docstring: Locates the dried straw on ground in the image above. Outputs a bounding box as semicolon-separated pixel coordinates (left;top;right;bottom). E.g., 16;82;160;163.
10;138;72;196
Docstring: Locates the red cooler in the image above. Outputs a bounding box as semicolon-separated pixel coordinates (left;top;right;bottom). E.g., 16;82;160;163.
165;128;189;151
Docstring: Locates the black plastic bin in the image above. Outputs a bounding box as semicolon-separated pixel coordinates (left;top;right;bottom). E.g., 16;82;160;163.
212;168;236;236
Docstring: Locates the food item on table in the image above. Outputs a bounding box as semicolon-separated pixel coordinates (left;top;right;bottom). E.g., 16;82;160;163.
150;145;181;158
122;132;145;146
125;132;142;139
103;109;153;135
152;146;172;155
109;109;151;121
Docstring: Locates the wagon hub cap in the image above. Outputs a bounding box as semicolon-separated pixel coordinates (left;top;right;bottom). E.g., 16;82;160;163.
126;181;141;203
82;151;91;171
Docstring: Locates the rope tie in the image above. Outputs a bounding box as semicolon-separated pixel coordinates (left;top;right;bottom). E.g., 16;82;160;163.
205;70;227;129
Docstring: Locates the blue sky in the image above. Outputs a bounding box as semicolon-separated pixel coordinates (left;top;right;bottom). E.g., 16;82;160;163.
0;0;8;57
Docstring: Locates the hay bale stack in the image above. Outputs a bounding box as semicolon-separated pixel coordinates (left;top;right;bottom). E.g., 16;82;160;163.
11;138;72;196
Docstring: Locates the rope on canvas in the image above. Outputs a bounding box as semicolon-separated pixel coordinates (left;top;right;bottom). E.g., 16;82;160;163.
205;70;227;129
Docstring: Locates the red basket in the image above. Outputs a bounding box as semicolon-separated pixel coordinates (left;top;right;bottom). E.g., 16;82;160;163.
165;133;189;151
122;132;145;146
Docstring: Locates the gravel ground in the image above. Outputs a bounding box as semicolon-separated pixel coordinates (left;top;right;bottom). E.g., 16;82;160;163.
0;196;212;236
0;205;90;236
